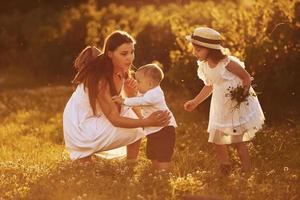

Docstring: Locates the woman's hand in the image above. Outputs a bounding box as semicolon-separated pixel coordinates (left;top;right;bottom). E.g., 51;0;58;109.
184;99;198;112
145;110;170;127
124;78;138;97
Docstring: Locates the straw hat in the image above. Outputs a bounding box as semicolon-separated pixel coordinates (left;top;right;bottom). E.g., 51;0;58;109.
186;27;223;50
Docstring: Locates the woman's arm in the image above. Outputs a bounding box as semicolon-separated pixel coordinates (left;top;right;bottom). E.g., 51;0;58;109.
225;60;252;90
131;107;143;119
184;85;213;112
98;81;169;128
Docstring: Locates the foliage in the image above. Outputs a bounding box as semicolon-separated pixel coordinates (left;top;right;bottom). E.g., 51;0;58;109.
225;85;257;109
0;0;299;118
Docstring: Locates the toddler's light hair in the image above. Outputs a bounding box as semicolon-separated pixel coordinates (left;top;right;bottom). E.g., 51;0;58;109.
137;64;164;84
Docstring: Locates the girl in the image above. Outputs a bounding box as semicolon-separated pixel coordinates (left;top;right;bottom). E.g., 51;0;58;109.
184;27;265;174
63;31;170;161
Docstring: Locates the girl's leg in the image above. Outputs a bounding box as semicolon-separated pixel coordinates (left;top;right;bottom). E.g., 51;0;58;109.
126;139;141;160
214;144;231;164
235;142;251;172
214;144;231;175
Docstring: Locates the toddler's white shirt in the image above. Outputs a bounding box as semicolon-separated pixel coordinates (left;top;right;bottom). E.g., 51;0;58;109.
124;86;177;135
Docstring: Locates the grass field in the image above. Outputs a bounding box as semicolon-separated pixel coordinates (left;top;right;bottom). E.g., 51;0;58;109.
0;86;299;200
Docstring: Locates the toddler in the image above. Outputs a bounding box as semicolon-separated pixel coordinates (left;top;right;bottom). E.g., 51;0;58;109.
113;64;177;170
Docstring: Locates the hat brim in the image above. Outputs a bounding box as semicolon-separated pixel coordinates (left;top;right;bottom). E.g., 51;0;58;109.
185;35;222;50
185;35;192;42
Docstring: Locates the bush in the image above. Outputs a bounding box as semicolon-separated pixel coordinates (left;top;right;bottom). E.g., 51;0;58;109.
0;0;298;119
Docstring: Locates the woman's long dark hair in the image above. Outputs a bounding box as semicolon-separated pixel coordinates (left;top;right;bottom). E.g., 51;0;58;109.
72;31;135;115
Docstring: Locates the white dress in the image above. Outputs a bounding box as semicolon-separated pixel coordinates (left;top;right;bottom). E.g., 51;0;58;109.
197;56;265;144
63;84;144;160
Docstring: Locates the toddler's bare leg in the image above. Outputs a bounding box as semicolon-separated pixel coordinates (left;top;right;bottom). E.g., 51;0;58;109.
151;160;158;166
155;162;171;171
150;160;158;170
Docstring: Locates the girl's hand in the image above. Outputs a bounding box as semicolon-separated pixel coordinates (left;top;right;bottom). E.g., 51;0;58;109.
145;110;170;127
184;99;198;112
124;78;138;97
112;95;124;105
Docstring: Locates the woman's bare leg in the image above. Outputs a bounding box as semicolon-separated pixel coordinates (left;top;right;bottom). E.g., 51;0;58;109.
126;139;141;160
76;155;92;163
235;142;251;172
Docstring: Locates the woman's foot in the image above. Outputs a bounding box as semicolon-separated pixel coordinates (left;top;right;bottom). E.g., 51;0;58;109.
76;155;92;163
126;158;138;169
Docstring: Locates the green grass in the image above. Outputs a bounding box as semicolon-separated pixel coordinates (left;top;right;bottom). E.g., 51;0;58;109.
0;86;299;200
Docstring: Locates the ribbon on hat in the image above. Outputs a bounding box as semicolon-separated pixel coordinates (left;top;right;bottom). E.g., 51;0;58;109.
191;34;221;44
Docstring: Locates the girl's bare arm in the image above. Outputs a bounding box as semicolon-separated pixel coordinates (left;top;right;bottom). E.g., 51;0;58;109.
184;85;212;112
225;60;252;88
193;85;213;105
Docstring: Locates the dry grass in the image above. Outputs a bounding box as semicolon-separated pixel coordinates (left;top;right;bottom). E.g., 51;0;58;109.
0;86;299;200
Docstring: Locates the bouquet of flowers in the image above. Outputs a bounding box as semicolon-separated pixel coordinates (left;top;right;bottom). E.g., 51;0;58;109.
226;85;256;109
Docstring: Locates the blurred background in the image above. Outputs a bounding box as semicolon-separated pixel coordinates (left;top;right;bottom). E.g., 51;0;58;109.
0;0;299;121
0;1;299;199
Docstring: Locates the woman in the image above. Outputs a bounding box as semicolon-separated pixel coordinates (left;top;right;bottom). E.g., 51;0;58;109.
63;31;170;161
